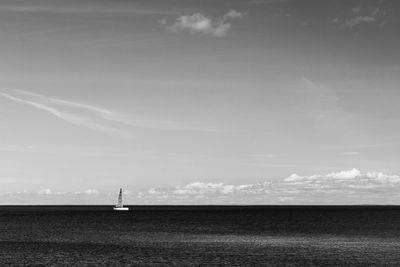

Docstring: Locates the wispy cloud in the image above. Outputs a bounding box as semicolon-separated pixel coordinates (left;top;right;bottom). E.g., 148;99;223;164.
299;77;347;131
0;89;132;138
138;169;400;204
332;7;386;28
0;88;214;137
346;14;376;27
0;4;179;16
234;0;291;5
163;10;245;37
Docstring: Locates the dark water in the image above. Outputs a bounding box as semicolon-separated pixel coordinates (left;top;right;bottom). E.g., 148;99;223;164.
1;206;400;266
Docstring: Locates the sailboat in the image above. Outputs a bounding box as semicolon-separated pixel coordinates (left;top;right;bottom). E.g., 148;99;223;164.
113;188;129;211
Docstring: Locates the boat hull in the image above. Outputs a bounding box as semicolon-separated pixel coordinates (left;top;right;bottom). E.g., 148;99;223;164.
113;207;129;211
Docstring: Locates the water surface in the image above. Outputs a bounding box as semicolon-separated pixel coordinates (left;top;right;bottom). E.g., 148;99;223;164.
1;206;399;266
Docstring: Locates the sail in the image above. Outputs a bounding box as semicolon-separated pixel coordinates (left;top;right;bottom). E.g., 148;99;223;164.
113;188;129;210
116;188;123;208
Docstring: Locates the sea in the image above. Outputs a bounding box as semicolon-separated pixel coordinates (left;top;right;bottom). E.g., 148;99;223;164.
1;206;400;266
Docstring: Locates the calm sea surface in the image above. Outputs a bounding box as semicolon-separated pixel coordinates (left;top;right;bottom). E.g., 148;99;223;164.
1;206;400;266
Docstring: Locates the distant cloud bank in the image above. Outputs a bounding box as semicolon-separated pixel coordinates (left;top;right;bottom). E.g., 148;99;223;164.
0;189;107;205
2;169;400;205
162;9;246;37
138;169;400;204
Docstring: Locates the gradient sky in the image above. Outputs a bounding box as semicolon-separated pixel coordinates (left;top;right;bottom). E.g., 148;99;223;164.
1;0;400;204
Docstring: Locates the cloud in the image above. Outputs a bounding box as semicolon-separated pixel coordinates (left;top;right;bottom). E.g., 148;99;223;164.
345;7;385;27
0;189;111;204
0;88;214;137
366;171;400;184
168;13;230;37
173;182;236;195
284;173;303;182
146;182;270;199
279;196;294;202
26;188;100;196
0;4;178;16
331;18;339;24
3;170;400;204
138;169;400;204
38;188;66;195
346;16;376;27
148;188;162;195
223;9;246;19
284;168;400;185
164;10;245;37
158;18;167;25
38;188;53;195
0;89;132;137
326;168;361;179
235;0;291;5
83;189;100;195
299;78;353;133
301;78;339;110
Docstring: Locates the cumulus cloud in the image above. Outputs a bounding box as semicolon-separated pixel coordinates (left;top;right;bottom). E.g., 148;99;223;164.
366;171;400;184
284;173;303;182
3;170;400;205
38;188;53;195
172;182;237;195
83;189;100;195
283;169;400;191
284;168;400;185
164;9;245;37
148;188;162;195
279;196;294;202
38;188;66;195
138;169;400;204
169;13;230;37
326;168;361;179
223;9;246;19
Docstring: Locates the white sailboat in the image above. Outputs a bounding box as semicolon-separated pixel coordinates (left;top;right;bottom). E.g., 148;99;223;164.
113;188;129;211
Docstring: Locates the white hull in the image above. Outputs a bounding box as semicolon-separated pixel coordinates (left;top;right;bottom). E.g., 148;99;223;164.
113;207;129;211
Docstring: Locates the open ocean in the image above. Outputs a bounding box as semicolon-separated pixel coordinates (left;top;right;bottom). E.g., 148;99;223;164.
1;206;400;266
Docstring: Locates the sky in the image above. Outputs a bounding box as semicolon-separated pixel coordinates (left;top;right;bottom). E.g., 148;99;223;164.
0;0;400;204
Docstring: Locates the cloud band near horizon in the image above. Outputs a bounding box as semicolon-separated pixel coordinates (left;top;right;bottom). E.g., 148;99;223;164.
139;168;400;204
2;169;400;204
